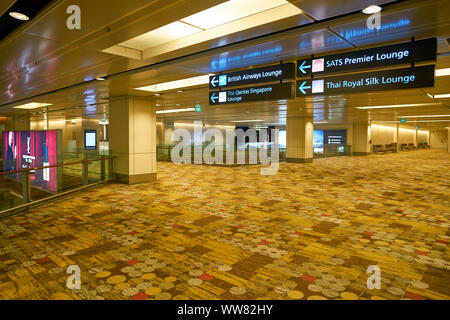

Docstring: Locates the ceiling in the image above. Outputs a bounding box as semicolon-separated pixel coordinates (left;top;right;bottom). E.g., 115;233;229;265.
0;0;449;130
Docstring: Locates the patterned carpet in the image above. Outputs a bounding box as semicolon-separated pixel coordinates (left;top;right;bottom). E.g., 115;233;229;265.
0;149;449;300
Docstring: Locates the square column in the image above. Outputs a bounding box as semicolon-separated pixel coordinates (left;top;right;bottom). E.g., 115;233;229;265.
286;116;313;163
110;96;157;184
448;127;450;153
164;121;174;145
11;112;30;130
353;122;372;155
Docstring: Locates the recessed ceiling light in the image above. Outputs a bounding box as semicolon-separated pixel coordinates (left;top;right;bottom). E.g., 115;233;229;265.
120;21;202;50
436;68;450;77
411;120;450;123
230;120;264;123
156;108;195;114
96;77;106;81
177;90;184;93
136;75;210;92
396;115;450;118
362;5;382;15
430;93;450;99
180;0;298;30
154;93;161;96
107;0;301;58
9;12;30;21
13;102;53;110
374;120;450;123
356;103;440;109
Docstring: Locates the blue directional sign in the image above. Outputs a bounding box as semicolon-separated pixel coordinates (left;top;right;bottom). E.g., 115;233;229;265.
298;60;312;75
297;38;437;77
209;83;294;105
209;63;295;89
298;81;311;95
296;65;435;97
210;76;219;88
210;92;219;104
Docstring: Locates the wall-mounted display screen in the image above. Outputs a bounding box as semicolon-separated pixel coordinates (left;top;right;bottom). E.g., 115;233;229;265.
85;130;97;150
324;130;347;145
278;130;286;148
3;130;59;193
314;129;347;154
313;130;324;153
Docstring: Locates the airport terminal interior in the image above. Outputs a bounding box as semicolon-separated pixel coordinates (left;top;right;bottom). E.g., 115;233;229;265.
0;0;449;300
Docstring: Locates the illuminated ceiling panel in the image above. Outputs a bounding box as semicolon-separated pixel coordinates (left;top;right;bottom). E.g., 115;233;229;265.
135;74;211;92
105;0;302;58
180;0;291;30
13;102;53;109
120;21;202;51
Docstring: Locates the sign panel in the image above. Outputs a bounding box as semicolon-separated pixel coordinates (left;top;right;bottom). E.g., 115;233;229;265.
209;63;295;89
324;130;347;145
296;65;434;97
210;82;294;105
85;130;97;150
297;38;437;77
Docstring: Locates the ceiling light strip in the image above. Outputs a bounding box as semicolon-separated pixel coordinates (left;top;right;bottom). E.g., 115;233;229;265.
135;75;210;92
356;103;441;109
230;120;264;123
396;115;450;118
156;108;195;114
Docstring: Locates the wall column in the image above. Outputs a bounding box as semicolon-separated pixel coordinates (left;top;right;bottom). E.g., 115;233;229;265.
448;127;450;153
286;116;313;163
109;95;157;184
164;121;174;145
12;112;30;130
353;122;371;155
414;128;418;147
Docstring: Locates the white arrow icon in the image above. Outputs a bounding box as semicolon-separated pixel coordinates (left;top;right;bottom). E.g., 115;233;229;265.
299;60;312;74
210;92;218;103
210;76;218;87
298;81;311;94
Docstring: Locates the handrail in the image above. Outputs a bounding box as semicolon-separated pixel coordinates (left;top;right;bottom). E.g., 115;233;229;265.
0;156;116;176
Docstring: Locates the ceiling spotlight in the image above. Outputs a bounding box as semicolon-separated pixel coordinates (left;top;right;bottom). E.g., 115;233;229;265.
96;77;106;81
362;5;382;15
177;90;184;93
154;93;161;96
9;12;30;21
